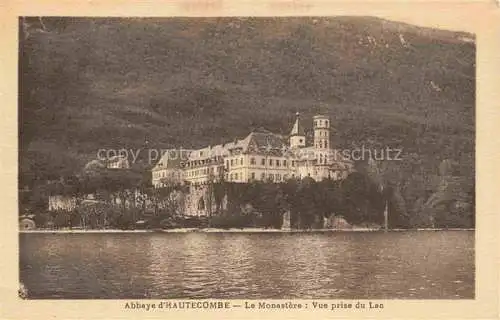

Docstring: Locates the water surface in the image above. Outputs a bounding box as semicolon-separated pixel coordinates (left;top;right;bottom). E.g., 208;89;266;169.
19;231;474;299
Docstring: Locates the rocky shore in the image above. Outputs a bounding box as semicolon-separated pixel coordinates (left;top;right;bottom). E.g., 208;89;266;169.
19;227;474;234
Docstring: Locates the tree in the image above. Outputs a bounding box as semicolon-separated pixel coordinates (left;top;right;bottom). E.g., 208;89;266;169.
340;172;383;226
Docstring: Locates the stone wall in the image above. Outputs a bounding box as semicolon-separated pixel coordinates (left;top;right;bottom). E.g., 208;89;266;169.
48;195;77;211
183;184;228;216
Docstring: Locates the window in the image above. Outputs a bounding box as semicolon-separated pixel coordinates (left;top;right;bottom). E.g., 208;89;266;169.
325;120;329;127
276;174;281;181
250;157;256;165
261;172;265;180
226;160;229;168
261;158;265;165
231;159;234;166
269;159;273;166
251;172;255;180
230;173;234;181
276;160;280;167
283;160;287;167
291;160;295;167
268;173;274;181
240;158;243;165
234;173;238;180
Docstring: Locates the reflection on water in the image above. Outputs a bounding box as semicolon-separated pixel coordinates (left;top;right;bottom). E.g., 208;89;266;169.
19;231;474;299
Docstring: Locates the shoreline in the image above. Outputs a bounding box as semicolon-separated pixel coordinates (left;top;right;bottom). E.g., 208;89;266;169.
19;227;475;234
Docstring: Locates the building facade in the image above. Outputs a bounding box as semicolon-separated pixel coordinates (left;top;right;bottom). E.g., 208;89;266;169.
151;114;355;215
151;149;190;187
106;155;130;169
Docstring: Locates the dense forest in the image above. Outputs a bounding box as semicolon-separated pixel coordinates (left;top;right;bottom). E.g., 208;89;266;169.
22;155;474;230
19;17;475;229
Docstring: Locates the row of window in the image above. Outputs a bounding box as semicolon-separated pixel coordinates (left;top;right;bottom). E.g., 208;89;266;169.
153;170;179;179
184;156;223;168
185;170;350;186
226;157;297;168
228;172;294;182
185;166;223;178
315;141;329;149
314;119;329;127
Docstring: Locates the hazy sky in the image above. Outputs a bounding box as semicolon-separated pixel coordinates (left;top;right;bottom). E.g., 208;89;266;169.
8;1;492;34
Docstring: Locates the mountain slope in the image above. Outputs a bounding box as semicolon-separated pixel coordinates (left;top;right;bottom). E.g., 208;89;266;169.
19;17;475;184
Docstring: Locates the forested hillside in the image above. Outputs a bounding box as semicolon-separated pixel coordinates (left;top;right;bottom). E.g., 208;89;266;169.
19;17;475;227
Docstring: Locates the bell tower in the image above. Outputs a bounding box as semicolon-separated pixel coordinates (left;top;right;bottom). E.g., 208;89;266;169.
313;114;330;150
289;112;306;149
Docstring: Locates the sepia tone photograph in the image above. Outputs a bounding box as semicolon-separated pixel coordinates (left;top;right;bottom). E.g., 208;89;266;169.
18;15;475;301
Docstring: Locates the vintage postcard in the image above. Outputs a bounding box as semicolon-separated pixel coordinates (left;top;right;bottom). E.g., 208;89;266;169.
1;0;498;319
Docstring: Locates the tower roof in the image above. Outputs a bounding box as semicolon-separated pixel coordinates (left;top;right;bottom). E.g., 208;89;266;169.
313;114;329;119
290;112;305;136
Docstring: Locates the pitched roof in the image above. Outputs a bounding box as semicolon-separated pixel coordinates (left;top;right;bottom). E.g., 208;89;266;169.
152;149;191;170
246;129;285;149
186;128;288;161
290;114;305;136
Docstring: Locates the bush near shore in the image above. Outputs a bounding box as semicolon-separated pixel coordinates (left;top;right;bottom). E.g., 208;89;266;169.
23;157;474;231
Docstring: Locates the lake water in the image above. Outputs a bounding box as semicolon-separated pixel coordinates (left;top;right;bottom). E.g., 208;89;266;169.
19;231;474;299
